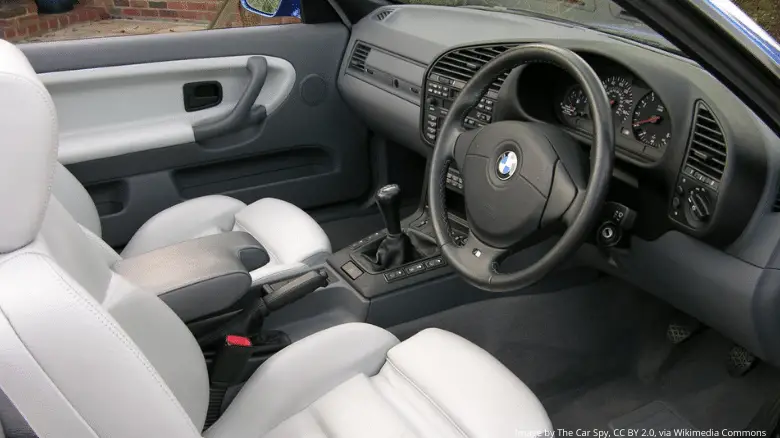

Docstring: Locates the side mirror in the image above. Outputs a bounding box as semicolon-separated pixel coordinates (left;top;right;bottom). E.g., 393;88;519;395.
240;0;301;18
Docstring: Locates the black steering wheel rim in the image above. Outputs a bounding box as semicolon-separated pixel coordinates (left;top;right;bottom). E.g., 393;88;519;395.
427;44;615;292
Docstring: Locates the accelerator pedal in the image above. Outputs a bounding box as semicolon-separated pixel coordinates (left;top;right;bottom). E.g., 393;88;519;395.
728;345;758;377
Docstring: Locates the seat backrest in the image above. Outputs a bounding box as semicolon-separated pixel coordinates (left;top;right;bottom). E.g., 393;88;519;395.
0;40;208;438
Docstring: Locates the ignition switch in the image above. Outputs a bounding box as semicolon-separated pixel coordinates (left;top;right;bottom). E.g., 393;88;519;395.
597;222;621;247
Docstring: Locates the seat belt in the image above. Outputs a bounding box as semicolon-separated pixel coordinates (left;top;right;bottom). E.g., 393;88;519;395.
204;335;253;430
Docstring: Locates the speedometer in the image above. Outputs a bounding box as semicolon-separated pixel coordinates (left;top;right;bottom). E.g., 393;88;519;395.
632;92;671;148
602;76;633;122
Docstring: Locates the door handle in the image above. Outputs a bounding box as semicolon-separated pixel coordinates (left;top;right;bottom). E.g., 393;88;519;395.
183;81;223;112
193;56;269;142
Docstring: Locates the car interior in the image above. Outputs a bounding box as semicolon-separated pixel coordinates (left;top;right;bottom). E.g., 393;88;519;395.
2;0;780;436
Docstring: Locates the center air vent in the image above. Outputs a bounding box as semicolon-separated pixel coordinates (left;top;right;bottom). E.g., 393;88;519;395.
684;101;727;182
348;42;371;73
373;8;395;20
431;44;516;93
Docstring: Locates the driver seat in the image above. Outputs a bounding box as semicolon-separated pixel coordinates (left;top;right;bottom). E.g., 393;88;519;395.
0;41;553;437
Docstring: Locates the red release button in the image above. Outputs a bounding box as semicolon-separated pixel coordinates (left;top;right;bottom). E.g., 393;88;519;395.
225;335;252;347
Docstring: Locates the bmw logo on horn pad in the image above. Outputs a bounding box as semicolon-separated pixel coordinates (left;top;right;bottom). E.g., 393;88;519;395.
496;151;518;180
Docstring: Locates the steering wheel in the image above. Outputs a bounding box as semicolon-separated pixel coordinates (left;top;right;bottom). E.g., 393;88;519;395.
428;44;615;292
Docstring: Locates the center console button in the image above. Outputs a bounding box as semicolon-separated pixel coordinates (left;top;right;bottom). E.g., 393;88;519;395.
405;263;425;275
383;268;406;282
341;261;363;280
425;257;445;269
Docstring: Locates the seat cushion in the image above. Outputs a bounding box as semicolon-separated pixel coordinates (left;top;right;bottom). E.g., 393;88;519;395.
205;323;552;438
121;195;247;258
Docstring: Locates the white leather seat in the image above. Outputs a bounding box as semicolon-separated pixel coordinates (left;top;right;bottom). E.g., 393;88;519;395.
207;324;553;438
52;131;331;286
0;39;551;438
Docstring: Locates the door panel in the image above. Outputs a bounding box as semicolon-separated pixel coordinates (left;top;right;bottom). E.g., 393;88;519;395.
43;55;296;164
20;24;371;248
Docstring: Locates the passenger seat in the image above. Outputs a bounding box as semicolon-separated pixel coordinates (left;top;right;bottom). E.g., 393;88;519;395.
52;163;331;285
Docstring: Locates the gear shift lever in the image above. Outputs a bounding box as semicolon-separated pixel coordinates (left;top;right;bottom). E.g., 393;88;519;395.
376;184;402;236
356;184;437;271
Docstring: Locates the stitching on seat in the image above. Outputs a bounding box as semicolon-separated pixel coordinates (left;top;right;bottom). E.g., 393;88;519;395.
0;292;102;438
31;254;200;435
385;358;469;438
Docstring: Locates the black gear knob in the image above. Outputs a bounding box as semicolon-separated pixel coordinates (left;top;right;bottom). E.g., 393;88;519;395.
376;184;402;236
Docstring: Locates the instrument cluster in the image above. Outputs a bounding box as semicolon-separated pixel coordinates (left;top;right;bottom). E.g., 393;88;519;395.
558;73;672;150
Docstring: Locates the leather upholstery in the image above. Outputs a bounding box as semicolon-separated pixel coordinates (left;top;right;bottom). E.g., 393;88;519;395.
207;324;553;438
54;169;332;284
234;198;332;285
0;40;58;253
52;163;102;237
206;323;400;438
0;202;208;438
120;195;246;258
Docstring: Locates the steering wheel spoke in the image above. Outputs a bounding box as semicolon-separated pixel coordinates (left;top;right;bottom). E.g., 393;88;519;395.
443;230;507;287
452;126;480;171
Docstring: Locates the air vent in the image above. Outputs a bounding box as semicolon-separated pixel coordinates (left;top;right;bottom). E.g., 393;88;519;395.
431;44;516;93
684;102;727;182
348;42;371;73
373;8;395;20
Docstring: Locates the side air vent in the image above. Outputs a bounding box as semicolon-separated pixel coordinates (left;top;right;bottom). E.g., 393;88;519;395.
373;8;395;20
348;42;371;73
685;102;727;182
431;44;516;93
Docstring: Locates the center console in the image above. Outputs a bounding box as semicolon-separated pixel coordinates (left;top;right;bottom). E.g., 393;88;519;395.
328;179;471;298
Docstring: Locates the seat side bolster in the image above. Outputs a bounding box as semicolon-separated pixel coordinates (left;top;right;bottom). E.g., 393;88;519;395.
385;328;553;438
52;163;102;238
205;323;399;438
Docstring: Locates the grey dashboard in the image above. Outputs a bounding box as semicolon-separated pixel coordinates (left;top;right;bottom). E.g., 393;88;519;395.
338;4;780;367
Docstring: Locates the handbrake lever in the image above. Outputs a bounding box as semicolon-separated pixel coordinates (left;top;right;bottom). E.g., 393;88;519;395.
197;270;328;347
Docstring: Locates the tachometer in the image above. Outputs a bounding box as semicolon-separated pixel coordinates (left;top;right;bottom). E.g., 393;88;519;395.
560;86;589;125
602;76;633;122
632;91;671;148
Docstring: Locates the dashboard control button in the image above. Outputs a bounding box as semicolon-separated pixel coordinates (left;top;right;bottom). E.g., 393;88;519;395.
676;185;684;195
426;114;438;122
672;197;681;210
425;126;437;135
425;132;436;142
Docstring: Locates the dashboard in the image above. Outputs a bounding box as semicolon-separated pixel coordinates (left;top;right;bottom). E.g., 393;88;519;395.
338;4;780;367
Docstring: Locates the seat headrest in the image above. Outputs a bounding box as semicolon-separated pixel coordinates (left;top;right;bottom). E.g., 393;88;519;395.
0;40;58;253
